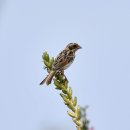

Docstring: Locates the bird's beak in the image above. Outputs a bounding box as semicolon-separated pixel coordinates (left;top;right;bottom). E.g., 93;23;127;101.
78;45;82;49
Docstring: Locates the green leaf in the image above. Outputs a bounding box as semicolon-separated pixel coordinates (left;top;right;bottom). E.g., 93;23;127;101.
69;87;72;95
50;57;54;66
44;60;50;68
67;87;72;99
76;105;81;120
60;93;68;99
64;81;68;89
60;94;69;103
73;96;77;106
72;119;82;126
55;87;61;90
64;102;69;105
62;89;67;94
43;52;49;62
67;111;76;118
67;103;76;112
48;62;52;69
54;80;61;89
58;74;64;82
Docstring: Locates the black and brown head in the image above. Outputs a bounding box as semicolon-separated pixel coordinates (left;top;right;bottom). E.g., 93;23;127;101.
66;43;82;52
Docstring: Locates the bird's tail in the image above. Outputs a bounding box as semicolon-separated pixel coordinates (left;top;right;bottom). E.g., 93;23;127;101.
40;70;55;85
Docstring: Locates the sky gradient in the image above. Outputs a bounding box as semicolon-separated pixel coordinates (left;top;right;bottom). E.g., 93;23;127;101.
0;0;130;130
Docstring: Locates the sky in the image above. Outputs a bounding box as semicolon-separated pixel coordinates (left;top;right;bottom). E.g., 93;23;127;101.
0;0;130;130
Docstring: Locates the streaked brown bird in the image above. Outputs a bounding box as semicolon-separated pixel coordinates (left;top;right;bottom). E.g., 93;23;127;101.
40;43;82;85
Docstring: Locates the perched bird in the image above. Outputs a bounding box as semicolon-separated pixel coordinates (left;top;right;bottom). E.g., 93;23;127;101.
40;43;82;85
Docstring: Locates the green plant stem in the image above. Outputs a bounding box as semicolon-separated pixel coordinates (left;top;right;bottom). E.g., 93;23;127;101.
41;52;86;130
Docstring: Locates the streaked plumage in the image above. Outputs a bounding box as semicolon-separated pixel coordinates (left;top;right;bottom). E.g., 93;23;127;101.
40;43;81;85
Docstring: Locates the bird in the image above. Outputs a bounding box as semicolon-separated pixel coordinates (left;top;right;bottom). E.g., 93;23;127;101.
40;43;82;85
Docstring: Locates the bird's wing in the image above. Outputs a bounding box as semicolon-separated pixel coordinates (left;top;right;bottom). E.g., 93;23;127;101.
53;50;74;70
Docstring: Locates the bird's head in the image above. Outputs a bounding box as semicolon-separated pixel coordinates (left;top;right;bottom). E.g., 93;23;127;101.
66;43;82;52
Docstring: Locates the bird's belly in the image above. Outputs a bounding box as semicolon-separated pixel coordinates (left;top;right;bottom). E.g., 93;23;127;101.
62;61;73;70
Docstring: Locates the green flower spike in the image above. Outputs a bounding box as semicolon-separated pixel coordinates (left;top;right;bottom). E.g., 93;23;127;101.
41;52;89;130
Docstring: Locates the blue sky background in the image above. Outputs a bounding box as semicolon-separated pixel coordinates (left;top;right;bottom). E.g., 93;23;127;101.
0;0;130;130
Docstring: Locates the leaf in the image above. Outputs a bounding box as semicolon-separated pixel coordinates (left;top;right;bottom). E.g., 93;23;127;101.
43;52;49;62
60;93;69;103
72;119;82;126
50;57;54;67
62;89;67;94
73;96;77;106
69;87;72;95
54;80;61;89
76;105;81;120
67;87;72;99
67;111;76;118
67;103;75;112
64;81;68;89
44;60;50;67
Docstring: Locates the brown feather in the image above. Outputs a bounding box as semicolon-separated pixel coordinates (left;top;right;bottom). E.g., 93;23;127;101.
52;49;75;71
40;70;55;85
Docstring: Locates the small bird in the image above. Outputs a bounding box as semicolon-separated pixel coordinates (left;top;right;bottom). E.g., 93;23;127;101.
40;43;82;85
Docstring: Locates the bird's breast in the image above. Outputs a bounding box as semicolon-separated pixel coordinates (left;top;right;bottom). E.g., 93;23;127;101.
62;60;73;70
